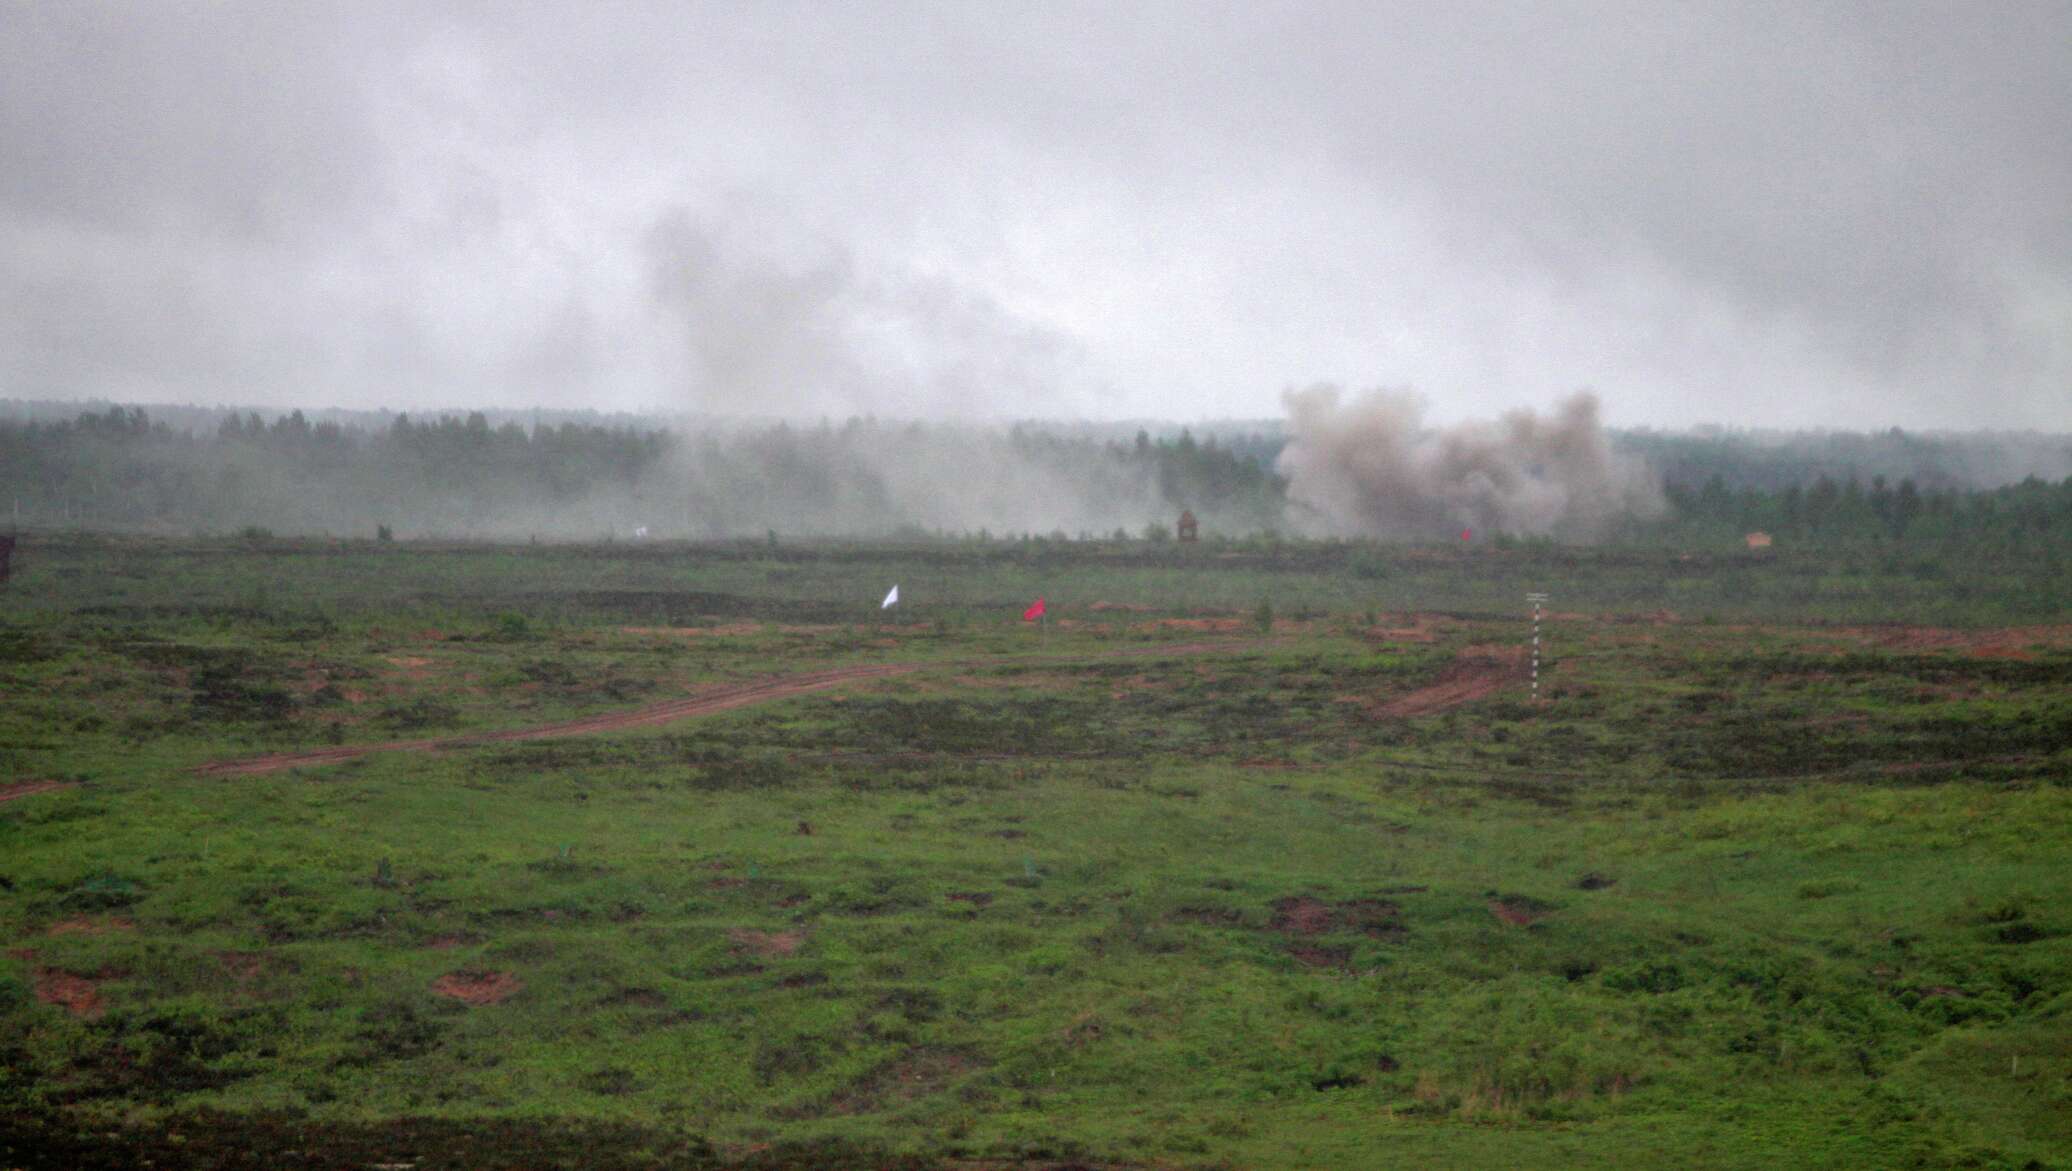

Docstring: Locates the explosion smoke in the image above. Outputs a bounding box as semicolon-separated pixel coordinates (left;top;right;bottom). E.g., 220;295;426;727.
1276;387;1663;540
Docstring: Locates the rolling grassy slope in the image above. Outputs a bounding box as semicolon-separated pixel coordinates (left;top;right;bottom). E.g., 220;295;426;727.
2;535;2068;1168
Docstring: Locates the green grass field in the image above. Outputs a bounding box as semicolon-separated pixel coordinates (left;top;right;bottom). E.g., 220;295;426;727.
2;534;2069;1169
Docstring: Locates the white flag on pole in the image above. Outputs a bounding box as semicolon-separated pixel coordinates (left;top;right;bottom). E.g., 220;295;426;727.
880;584;899;609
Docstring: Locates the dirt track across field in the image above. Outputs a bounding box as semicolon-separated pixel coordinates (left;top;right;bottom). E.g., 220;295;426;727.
197;663;918;777
196;636;1512;779
0;779;78;805
196;640;1276;778
1372;645;1527;717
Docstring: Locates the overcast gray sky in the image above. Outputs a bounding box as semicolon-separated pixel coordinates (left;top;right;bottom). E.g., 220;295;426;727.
2;1;2066;429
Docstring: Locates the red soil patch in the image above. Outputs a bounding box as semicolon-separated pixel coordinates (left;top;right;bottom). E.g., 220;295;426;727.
1364;613;1448;644
621;622;762;638
0;779;78;805
1373;646;1526;717
431;969;523;1005
1269;896;1336;935
1149;617;1244;633
1289;944;1354;969
1103;672;1171;700
32;969;108;1018
1061;1011;1104;1047
218;953;269;982
824;1047;985;1115
729;928;806;957
1487;898;1545;927
1856;624;2072;659
1339;899;1406;937
1268;896;1402;939
46;916;133;936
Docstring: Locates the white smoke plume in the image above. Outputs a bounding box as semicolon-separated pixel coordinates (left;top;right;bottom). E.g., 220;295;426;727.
1276;387;1664;540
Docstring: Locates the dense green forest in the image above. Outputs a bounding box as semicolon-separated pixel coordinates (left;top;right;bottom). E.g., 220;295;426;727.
2;403;2069;550
0;406;1285;539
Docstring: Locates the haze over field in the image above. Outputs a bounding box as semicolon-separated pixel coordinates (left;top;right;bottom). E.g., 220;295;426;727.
1;2;2068;432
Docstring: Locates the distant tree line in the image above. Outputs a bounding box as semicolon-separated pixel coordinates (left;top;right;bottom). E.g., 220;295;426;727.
2;405;2066;550
0;407;1283;538
1652;472;2072;550
1616;426;2071;494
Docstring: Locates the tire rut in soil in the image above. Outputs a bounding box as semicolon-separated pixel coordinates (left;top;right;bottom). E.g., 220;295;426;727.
195;641;1264;779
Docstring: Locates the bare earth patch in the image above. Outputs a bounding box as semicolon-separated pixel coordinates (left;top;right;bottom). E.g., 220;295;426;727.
1268;896;1403;943
1364;613;1448;644
729;928;806;958
32;969;108;1018
1869;624;2071;659
620;622;761;638
1149;617;1245;633
217;950;291;992
1373;646;1526;717
1288;944;1355;969
432;970;523;1005
47;916;133;936
1269;896;1337;935
1488;897;1551;927
823;1046;986;1116
0;779;79;805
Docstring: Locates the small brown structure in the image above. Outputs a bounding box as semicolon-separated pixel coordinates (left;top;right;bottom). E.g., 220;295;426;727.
1177;510;1199;543
0;535;13;583
1745;531;1773;550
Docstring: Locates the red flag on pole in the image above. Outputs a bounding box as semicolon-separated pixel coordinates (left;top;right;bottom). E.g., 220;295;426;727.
1022;597;1047;621
1459;528;1472;543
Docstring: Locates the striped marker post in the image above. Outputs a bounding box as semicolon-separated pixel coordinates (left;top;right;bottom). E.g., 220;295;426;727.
1526;592;1549;701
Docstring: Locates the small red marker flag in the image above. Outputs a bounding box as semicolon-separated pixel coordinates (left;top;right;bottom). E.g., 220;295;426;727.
1022;597;1047;621
1459;528;1472;542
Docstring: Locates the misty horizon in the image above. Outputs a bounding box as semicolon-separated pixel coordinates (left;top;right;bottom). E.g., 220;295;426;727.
6;393;2067;546
2;3;2067;431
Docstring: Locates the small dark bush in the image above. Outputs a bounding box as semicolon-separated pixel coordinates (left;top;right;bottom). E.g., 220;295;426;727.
1994;922;2046;945
580;1066;641;1096
61;871;144;911
191;662;294;723
346;1000;446;1064
1603;961;1686;994
378;699;461;730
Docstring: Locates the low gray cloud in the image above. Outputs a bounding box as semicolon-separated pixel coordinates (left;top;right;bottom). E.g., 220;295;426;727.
642;206;1092;419
0;2;2064;428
